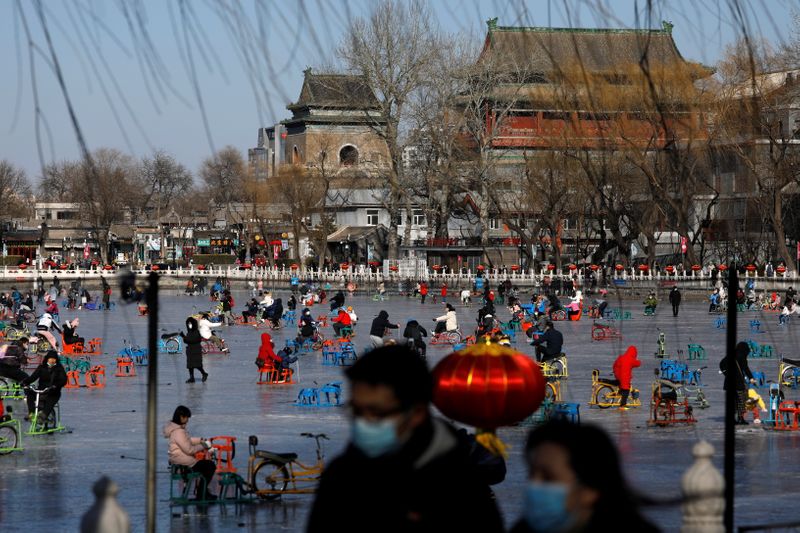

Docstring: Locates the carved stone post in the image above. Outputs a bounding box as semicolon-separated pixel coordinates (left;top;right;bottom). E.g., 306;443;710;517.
80;476;131;533
681;440;725;533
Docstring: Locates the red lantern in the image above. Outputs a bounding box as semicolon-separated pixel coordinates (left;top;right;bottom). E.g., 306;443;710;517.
340;263;350;271
242;263;252;270
91;260;99;267
432;264;441;271
476;265;486;271
368;261;380;267
60;264;69;270
665;265;675;273
638;264;649;272
17;264;27;270
615;264;624;272
290;263;299;270
568;264;577;271
197;265;206;271
777;265;787;274
258;239;266;247
151;265;160;271
432;344;545;430
746;264;756;272
546;264;556;271
389;265;399;272
511;264;520;272
103;265;114;271
590;264;599;271
269;240;282;246
717;264;728;272
691;264;702;272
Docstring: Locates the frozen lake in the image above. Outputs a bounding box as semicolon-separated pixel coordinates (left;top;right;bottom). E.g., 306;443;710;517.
2;288;800;532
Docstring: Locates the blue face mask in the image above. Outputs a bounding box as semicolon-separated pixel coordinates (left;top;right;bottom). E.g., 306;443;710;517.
351;417;400;458
524;481;576;533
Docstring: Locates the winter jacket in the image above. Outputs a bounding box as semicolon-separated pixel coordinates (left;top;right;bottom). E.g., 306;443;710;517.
263;299;283;319
613;346;641;390
0;343;28;368
22;361;68;390
299;311;315;337
720;343;754;391
669;288;682;305
402;321;428;349
307;418;503;533
197;319;215;340
531;328;563;356
37;313;61;332
257;333;282;366
181;318;204;369
332;310;352;326
434;310;458;331
370;311;398;337
163;421;204;467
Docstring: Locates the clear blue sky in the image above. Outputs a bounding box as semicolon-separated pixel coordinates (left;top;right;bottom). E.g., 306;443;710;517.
0;0;796;183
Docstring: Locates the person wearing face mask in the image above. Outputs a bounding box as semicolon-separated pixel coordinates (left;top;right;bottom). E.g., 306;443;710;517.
21;350;67;422
512;420;658;533
307;345;503;533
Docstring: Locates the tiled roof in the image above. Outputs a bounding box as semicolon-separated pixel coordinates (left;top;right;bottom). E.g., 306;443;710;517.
480;19;686;74
290;69;380;110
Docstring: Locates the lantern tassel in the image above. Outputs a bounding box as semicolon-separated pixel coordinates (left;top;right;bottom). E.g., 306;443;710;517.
475;429;508;459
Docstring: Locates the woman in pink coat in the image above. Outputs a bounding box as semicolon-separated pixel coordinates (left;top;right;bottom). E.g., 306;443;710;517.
613;346;641;410
162;405;216;499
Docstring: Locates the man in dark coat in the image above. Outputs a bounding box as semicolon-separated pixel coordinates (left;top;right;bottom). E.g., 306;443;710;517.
307;346;503;533
0;338;30;383
180;317;207;383
22;350;67;421
720;341;756;424
669;286;682;317
369;310;399;350
529;319;564;363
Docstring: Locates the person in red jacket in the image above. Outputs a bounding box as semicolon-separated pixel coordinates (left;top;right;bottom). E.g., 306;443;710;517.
256;332;297;375
612;346;641;410
419;282;429;304
332;308;353;337
440;283;448;303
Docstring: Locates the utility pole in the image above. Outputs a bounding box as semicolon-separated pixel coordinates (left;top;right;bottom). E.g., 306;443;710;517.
724;263;737;533
145;272;159;532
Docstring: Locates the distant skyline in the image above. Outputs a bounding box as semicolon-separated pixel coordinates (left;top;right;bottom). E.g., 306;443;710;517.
0;0;796;182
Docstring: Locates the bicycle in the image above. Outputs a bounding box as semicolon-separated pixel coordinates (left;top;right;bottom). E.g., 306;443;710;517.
430;329;463;346
24;386;66;435
541;354;569;379
0;376;25;400
779;357;800;388
588;369;641;409
0;405;22;454
158;332;183;354
246;432;328;500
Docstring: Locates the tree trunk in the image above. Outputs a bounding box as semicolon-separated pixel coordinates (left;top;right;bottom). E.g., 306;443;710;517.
773;192;796;271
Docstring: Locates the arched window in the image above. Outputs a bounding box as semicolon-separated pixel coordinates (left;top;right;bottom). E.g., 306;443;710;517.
339;145;359;166
292;145;300;164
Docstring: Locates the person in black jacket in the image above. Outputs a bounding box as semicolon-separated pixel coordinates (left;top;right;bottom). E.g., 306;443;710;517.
62;318;85;346
369;310;399;350
180;317;207;383
669;286;682;317
402;319;428;357
529;320;563;363
307;346;503;533
0;337;30;383
510;420;658;533
720;341;756;424
330;290;346;312
263;298;284;328
22;350;67;421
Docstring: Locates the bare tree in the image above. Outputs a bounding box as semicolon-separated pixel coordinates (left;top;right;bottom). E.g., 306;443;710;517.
73;148;137;263
137;150;194;257
39;161;81;202
268;165;326;262
338;0;441;259
200;146;246;207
